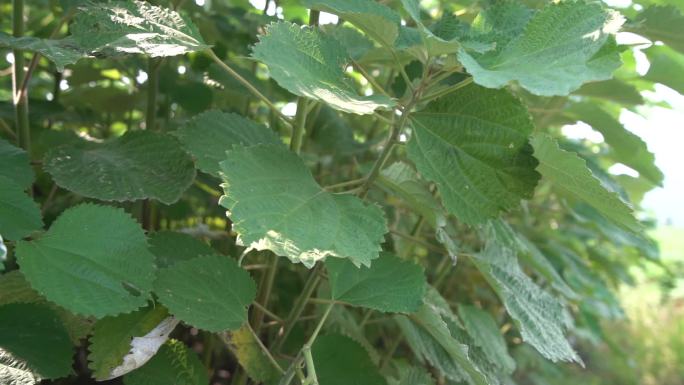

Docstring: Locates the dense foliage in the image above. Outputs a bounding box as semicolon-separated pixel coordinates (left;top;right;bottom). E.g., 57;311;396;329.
0;0;680;384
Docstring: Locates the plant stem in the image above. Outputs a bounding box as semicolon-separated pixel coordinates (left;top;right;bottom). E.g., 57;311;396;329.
421;77;473;102
358;112;403;199
145;58;160;130
290;98;309;153
246;323;286;374
12;0;30;154
207;49;293;128
252;298;282;323
351;59;391;97
272;264;322;352
16;10;74;103
323;177;366;191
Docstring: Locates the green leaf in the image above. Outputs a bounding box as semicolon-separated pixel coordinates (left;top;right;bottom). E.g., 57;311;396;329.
567;103;663;185
123;339;208;385
574;79;644;105
472;238;581;364
321;25;374;61
398;0;468;59
0;138;34;189
644;45;684;95
1;349;41;385
0;33;85;71
326;252;426;313
173;110;282;176
530;134;640;233
0;303;73;379
252;21;394;115
219;144;387;267
406;83;539;225
312;334;386;385
303;0;401;46
148;231;215;269
16;204;156;317
458;1;624;96
378;162;442;226
388;365;435;385
225;324;279;383
395;289;493;385
633;5;684;54
154;255;256;332
0;271;44;307
89;306;173;380
0;177;43;241
71;0;208;58
458;305;516;374
0;271;94;344
44;130;195;204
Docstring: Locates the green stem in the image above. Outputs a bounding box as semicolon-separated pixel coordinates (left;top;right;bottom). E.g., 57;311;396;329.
290;98;309;153
323;178;366;191
358;112;405;199
207;49;293;128
246;323;286;374
12;0;30;155
272;264;322;353
145;58;160;130
421;77;473;103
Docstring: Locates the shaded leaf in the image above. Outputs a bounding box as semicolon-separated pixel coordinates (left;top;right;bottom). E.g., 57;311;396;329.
303;0;401;46
644;45;684;95
154;255;256;332
574;79;644;105
407;83;539;224
458;305;516;374
174;110;282;176
0;138;34;189
252;21;394;114
312;334;386;385
326;252;426;313
219;144;387;267
0;303;73;379
0;176;43;241
567;103;662;185
225;325;279;383
632;5;684;54
88;306;173;380
531;134;640;233
16;204;156;317
0;33;84;71
44;130;195;204
148;231;215;269
123;340;208;385
472;236;581;364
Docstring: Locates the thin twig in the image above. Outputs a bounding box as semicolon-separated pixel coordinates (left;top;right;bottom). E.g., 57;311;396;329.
207;50;293;128
246;324;285;374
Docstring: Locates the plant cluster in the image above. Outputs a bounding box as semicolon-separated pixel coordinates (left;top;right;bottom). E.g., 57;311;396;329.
0;0;681;384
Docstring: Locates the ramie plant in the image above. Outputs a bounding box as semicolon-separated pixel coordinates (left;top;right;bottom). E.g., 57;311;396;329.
0;0;680;384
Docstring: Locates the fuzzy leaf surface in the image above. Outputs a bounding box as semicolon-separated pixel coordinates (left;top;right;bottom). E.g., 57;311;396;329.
154;255;256;332
0;177;43;241
44;130;195;204
326;252;426;313
531;134;640;233
252;21;394;114
0;303;73;379
0;139;34;189
312;334;386;385
148;231;215;269
458;1;624;95
219;144;387;267
303;0;401;46
71;0;208;57
16;204;156;317
174;110;282;176
407;83;539;225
